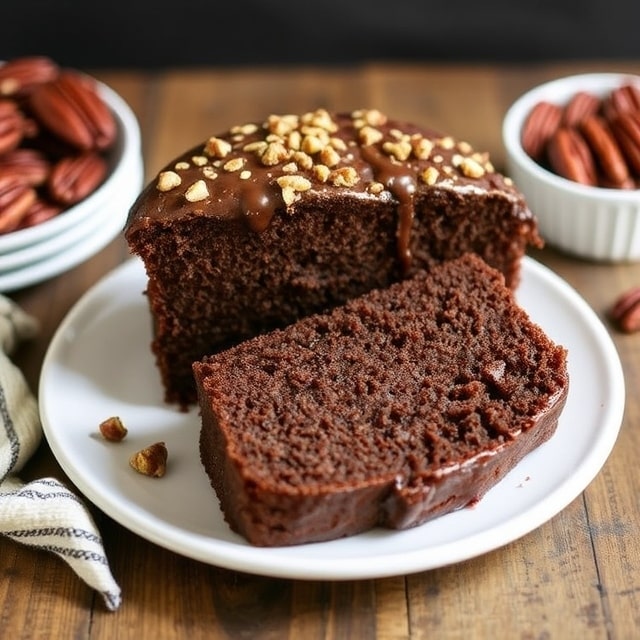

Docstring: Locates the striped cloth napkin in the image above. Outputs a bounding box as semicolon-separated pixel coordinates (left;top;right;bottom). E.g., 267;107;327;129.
0;295;122;611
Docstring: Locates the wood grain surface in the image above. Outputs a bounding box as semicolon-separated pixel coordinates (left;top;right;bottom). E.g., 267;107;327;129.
2;61;639;639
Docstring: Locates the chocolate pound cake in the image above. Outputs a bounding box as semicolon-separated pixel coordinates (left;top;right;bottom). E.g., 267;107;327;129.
193;254;569;547
125;108;542;407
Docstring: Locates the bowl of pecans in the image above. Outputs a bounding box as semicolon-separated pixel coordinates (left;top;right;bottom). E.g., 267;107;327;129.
0;56;143;291
502;73;640;262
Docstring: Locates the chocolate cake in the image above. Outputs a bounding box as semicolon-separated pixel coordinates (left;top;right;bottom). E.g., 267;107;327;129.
125;108;542;407
193;254;569;547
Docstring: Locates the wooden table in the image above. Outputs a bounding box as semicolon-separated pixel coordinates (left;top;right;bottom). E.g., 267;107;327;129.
2;61;639;639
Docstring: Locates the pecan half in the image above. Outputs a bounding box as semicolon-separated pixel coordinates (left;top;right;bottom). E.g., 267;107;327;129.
610;286;640;332
0;175;36;233
28;71;117;151
0;148;51;186
16;198;62;230
520;100;562;160
0;99;25;155
547;127;597;186
562;91;600;127
48;152;107;205
604;84;640;119
0;56;59;97
610;112;640;176
581;115;630;186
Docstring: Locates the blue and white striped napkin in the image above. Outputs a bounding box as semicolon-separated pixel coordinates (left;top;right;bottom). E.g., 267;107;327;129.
0;295;121;611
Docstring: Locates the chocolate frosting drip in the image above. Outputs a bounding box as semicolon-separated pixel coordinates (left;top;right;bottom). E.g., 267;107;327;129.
126;109;529;272
361;144;417;274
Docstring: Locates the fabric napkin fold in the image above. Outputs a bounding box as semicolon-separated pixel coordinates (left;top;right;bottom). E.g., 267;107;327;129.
0;294;121;611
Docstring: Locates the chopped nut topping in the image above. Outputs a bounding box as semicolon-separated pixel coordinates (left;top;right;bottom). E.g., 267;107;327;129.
287;131;302;151
292;151;313;170
319;146;341;167
223;157;246;172
383;139;412;162
368;181;385;194
412;136;434;160
243;140;268;154
276;175;312;206
458;156;486;178
359;126;383;146
302;135;325;155
239;170;252;180
421;166;440;185
191;155;208;166
157;171;182;192
202;166;218;180
205;136;232;158
301;108;337;132
437;136;455;150
330;166;359;187
130;442;168;478
266;113;299;137
280;187;299;206
282;162;298;173
185;179;209;202
231;123;259;136
276;175;312;192
99;416;128;442
175;161;190;170
262;141;289;166
313;164;331;182
352;108;387;128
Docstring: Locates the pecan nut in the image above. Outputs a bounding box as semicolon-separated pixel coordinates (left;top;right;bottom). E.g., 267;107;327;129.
547;127;597;186
610;112;640;176
28;71;117;151
0;175;37;233
520;100;562;160
0;148;51;186
610;286;640;333
129;442;168;477
16;198;62;230
604;83;640;120
48;152;107;205
562;91;600;127
580;115;630;186
0;99;25;155
0;56;59;97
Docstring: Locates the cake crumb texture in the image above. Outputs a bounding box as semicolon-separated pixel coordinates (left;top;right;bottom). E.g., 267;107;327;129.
194;254;569;546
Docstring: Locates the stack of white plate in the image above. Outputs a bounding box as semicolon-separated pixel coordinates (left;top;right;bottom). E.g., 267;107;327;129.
0;80;144;293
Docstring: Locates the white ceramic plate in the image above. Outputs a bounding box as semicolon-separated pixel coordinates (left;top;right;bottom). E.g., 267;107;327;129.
39;257;625;580
0;159;143;292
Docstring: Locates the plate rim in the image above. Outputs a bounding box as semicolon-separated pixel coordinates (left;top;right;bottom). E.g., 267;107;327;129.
38;255;626;580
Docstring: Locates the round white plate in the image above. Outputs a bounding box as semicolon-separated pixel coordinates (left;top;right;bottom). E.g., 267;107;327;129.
0;159;143;292
39;257;625;580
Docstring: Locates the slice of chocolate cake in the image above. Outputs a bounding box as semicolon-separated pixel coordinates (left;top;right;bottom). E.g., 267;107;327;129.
193;254;569;547
125;109;542;407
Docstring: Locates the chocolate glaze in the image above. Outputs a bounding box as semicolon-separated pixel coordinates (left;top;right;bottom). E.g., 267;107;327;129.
126;109;530;274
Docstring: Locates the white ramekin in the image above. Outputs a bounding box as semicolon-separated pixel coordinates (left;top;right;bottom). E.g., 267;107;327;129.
503;73;640;262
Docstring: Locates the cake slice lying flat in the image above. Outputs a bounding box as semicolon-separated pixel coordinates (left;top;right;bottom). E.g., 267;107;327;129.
193;254;569;547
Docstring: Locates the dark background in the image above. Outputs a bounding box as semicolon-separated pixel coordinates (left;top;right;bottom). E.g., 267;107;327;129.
4;0;640;70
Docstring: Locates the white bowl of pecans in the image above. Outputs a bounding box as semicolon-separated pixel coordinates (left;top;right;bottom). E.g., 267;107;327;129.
0;56;143;290
503;73;640;262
